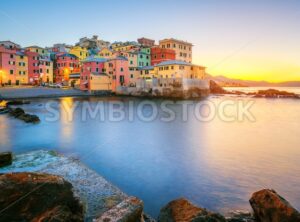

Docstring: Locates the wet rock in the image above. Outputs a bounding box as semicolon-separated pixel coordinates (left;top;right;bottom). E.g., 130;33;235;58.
8;107;40;123
0;172;84;222
6;100;30;106
95;196;143;222
0;152;12;168
209;80;229;94
18;113;40;123
158;198;226;222
249;189;300;222
9;107;25;117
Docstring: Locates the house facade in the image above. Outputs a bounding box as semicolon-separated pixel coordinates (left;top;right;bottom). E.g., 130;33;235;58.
0;46;17;85
55;53;80;83
159;38;193;63
151;47;176;66
69;46;89;61
16;51;28;85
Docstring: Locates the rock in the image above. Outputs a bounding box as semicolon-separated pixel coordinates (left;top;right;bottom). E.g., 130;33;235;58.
8;107;40;123
0;152;12;167
9;107;25;117
0;172;84;222
95;196;143;222
251;89;299;99
209;80;229;94
6;100;30;106
0;107;9;114
249;189;300;222
18;113;40;123
158;198;226;222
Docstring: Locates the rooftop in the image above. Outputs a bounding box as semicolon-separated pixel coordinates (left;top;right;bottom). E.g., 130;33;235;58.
159;38;193;46
83;56;107;63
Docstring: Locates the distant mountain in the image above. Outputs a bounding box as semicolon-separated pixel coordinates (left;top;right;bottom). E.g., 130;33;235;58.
206;74;300;87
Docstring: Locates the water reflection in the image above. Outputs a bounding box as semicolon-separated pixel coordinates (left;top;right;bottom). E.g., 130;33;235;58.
0;96;300;217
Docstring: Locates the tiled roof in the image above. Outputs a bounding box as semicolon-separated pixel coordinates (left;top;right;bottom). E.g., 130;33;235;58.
57;53;78;58
159;38;193;46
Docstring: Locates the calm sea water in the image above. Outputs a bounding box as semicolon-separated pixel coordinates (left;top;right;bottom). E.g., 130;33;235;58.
0;94;300;217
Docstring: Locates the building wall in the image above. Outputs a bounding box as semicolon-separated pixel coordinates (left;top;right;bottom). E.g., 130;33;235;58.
16;54;28;84
69;46;89;61
39;60;53;83
80;61;105;91
26;47;48;56
89;74;111;91
25;51;40;84
159;39;193;63
98;48;114;58
0;46;17;85
55;54;80;83
137;52;150;67
151;47;176;65
105;58;129;92
137;38;155;47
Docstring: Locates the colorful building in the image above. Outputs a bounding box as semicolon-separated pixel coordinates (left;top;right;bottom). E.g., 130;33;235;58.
0;46;17;85
26;46;49;56
111;41;139;52
137;37;155;47
0;41;21;50
105;56;129;92
55;53;80;83
39;57;53;83
69;46;89;61
98;48;114;58
80;57;108;91
154;60;206;89
25;51;40;84
159;38;193;63
15;51;28;85
151;47;176;66
136;49;150;67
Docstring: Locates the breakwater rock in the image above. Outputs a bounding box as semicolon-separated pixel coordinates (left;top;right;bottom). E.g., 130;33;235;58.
0;172;84;222
0;152;12;167
250;189;300;222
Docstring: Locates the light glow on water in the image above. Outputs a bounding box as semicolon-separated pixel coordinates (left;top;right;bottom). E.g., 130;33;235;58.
0;96;300;217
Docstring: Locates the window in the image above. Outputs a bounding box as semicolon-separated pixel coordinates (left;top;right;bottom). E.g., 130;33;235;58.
167;44;170;48
36;49;38;53
20;55;24;59
10;54;13;59
47;69;49;73
173;44;176;48
10;70;13;75
130;74;133;78
171;66;174;70
120;68;124;72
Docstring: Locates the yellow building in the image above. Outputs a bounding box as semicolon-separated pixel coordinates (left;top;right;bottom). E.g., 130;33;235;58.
98;47;114;58
16;52;28;85
69;46;89;61
159;38;193;63
39;57;53;83
25;46;48;56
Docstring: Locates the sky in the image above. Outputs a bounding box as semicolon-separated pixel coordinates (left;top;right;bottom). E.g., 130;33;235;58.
0;0;299;82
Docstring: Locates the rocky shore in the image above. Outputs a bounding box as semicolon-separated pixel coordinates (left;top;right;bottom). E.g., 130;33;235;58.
1;150;300;222
210;80;300;99
0;100;40;123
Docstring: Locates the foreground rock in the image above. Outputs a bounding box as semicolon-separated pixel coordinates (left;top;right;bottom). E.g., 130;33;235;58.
95;196;144;222
0;172;84;221
9;107;40;123
249;189;300;222
158;198;226;222
0;152;12;167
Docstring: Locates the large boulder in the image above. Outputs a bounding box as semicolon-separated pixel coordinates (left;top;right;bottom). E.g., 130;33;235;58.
249;189;300;222
9;107;40;123
158;198;226;222
0;152;12;167
209;80;228;94
95;196;143;222
0;172;84;222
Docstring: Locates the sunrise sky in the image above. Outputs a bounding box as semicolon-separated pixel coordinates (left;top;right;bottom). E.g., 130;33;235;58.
1;0;299;82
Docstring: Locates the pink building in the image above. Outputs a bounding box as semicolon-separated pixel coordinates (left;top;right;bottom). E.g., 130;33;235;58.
80;57;107;91
55;53;80;83
25;50;40;84
0;46;17;85
105;56;129;92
